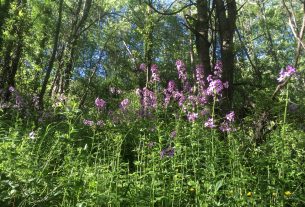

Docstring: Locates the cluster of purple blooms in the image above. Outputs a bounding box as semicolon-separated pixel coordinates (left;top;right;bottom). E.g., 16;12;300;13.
204;111;235;131
277;65;296;82
219;111;235;132
120;98;130;111
87;60;237;135
195;64;205;90
160;146;175;158
83;119;104;127
176;60;191;91
95;98;106;109
136;87;157;112
150;64;160;83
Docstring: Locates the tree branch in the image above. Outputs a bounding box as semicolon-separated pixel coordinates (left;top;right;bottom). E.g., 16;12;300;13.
146;0;195;16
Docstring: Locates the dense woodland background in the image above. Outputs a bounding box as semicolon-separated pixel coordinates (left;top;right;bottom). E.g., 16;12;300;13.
0;0;305;206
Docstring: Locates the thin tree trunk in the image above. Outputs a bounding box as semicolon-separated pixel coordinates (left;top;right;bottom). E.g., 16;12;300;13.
38;0;63;108
50;44;65;97
144;5;154;88
61;0;92;93
4;26;24;101
79;65;98;109
0;0;11;50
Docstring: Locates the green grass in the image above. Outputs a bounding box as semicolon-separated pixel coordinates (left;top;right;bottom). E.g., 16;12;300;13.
0;87;305;207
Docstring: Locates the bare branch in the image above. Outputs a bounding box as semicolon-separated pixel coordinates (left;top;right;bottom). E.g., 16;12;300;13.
146;0;195;16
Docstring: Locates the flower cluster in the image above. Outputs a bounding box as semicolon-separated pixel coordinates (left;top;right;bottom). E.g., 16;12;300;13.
143;87;157;109
164;80;176;107
176;60;187;81
214;60;223;78
83;119;94;126
195;64;205;89
277;65;296;82
83;119;104;127
136;87;157;113
176;60;191;92
151;64;160;82
120;98;130;111
95;98;106;109
187;112;198;122
160;147;175;158
9;86;15;93
219;111;235;132
204;118;216;128
206;79;224;96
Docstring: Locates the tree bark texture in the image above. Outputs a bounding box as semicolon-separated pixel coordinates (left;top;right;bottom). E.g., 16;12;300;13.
215;0;237;110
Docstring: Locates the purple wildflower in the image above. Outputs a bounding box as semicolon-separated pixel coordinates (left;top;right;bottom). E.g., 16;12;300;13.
120;98;130;110
204;118;216;128
195;64;205;88
83;119;94;126
198;95;208;105
167;80;176;93
183;80;192;92
9;86;15;92
207;75;213;82
96;120;104;127
151;64;160;82
207;79;224;96
225;111;235;122
178;93;186;107
214;60;223;78
95;98;106;109
176;60;187;81
164;95;171;108
277;65;296;82
160;147;175;158
143;87;157;109
187;112;198;122
219;122;231;132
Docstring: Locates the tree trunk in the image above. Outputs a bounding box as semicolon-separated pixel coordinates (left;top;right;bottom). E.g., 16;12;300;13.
143;5;154;88
38;0;63;108
0;0;11;50
195;0;211;77
215;0;237;111
1;0;26;101
60;0;92;94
